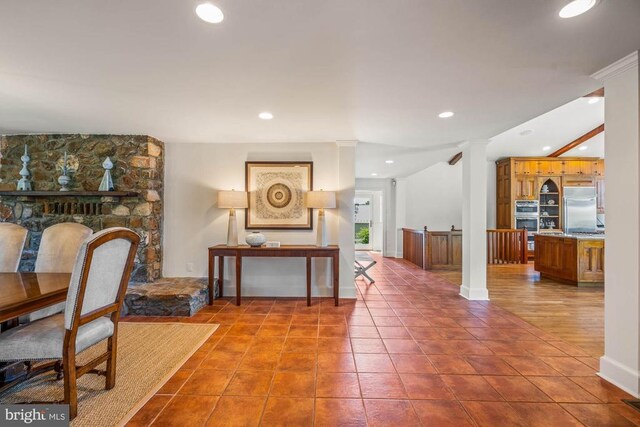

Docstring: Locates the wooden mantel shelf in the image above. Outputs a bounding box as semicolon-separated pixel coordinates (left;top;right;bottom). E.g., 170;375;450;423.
0;191;138;197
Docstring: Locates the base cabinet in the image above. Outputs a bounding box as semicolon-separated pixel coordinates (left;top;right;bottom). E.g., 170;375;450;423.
534;234;604;285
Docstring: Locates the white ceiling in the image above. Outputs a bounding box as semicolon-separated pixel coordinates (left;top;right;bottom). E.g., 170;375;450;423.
486;96;605;160
357;96;605;178
0;0;638;150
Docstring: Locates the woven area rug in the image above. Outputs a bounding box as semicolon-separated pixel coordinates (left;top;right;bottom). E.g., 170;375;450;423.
0;322;218;427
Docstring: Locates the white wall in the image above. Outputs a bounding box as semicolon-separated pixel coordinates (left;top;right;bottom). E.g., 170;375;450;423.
163;142;356;298
405;162;463;231
403;160;497;232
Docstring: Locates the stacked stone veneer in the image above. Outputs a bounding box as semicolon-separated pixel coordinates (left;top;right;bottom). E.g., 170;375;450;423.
0;134;163;283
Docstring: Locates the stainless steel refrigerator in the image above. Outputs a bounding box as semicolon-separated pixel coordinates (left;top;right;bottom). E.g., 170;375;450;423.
563;187;597;233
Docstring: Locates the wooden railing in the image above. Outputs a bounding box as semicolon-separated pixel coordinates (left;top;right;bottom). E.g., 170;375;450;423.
425;227;462;270
402;227;426;268
486;229;528;265
402;226;528;269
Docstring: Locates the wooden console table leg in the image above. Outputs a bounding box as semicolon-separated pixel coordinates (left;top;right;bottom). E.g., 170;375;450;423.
218;256;224;299
333;254;339;306
306;256;312;307
207;251;214;305
235;255;242;306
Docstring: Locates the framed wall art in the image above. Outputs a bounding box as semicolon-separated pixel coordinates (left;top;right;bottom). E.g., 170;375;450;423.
245;161;313;230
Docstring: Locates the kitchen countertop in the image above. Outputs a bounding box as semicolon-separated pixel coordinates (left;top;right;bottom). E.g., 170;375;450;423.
535;232;605;240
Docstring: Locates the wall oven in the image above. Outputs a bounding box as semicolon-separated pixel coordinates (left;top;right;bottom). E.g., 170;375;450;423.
515;200;539;216
515;201;539;251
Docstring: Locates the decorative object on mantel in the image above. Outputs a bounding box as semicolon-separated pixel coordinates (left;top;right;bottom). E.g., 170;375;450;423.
16;145;31;191
306;189;337;247
99;157;115;191
245;161;313;230
218;189;248;246
57;151;71;191
245;231;267;247
265;241;280;248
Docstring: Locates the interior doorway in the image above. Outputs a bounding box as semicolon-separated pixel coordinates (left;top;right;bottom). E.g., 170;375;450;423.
355;191;383;252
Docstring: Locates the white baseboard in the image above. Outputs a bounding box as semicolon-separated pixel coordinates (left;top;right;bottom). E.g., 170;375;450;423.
599;355;640;398
459;285;489;301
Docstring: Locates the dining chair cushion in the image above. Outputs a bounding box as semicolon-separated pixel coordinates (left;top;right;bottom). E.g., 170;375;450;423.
23;223;94;323
64;228;133;330
0;223;28;272
0;314;114;362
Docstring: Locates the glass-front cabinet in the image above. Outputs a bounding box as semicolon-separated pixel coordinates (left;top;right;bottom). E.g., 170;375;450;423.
537;177;562;232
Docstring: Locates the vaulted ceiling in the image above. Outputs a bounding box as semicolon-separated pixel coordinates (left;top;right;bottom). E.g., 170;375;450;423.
1;0;639;149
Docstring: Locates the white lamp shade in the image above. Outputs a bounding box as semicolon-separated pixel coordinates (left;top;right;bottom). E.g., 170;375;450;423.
217;190;248;208
306;190;336;209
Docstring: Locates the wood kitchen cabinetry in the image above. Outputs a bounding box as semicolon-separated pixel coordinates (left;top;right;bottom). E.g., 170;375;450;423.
596;177;605;214
514;175;537;200
496;157;605;229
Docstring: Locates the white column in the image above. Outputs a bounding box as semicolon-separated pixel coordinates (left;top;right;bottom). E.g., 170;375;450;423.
337;141;357;299
460;140;490;300
394;178;407;258
591;51;640;397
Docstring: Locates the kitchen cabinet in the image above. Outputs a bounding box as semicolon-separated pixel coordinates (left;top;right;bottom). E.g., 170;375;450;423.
537;161;560;175
592;159;605;176
534;234;604;285
513;160;533;175
562;175;595;187
496;161;512;229
514;175;537;200
537;176;562;231
596;177;605;214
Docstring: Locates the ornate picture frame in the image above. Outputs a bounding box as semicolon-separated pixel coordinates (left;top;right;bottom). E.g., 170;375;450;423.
245;161;313;230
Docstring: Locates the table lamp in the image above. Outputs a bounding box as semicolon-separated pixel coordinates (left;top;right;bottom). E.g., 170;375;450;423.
306;190;336;247
218;190;248;246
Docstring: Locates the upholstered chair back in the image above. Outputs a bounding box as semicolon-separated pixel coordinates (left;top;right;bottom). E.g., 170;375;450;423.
0;223;28;272
35;223;93;273
64;227;139;330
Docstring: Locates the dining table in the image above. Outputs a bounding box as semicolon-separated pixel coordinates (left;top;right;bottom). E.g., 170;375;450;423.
0;272;71;393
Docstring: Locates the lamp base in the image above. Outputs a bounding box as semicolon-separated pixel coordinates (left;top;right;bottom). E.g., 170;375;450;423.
316;208;327;247
227;208;238;247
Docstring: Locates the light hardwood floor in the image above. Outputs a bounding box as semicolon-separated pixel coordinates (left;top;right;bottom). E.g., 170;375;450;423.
432;263;605;357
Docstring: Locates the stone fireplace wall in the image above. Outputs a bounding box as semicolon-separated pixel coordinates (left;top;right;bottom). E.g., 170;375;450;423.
0;134;164;282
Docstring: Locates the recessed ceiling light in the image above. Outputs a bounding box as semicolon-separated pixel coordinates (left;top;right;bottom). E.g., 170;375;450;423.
579;146;588;151
195;3;224;23
371;173;378;176
519;129;534;136
588;97;601;104
385;160;394;164
438;111;454;119
559;0;597;18
258;112;274;120
542;146;551;151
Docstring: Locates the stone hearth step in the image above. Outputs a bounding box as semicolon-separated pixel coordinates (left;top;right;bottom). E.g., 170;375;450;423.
124;278;210;317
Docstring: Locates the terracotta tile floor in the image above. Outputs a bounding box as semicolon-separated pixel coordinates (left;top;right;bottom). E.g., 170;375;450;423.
125;256;640;426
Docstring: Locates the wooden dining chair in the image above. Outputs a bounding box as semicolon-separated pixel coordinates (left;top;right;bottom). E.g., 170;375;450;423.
21;223;94;323
0;223;28;272
0;227;140;419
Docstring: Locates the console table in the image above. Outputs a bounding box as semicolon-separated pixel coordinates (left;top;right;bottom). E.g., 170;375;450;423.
208;245;340;306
